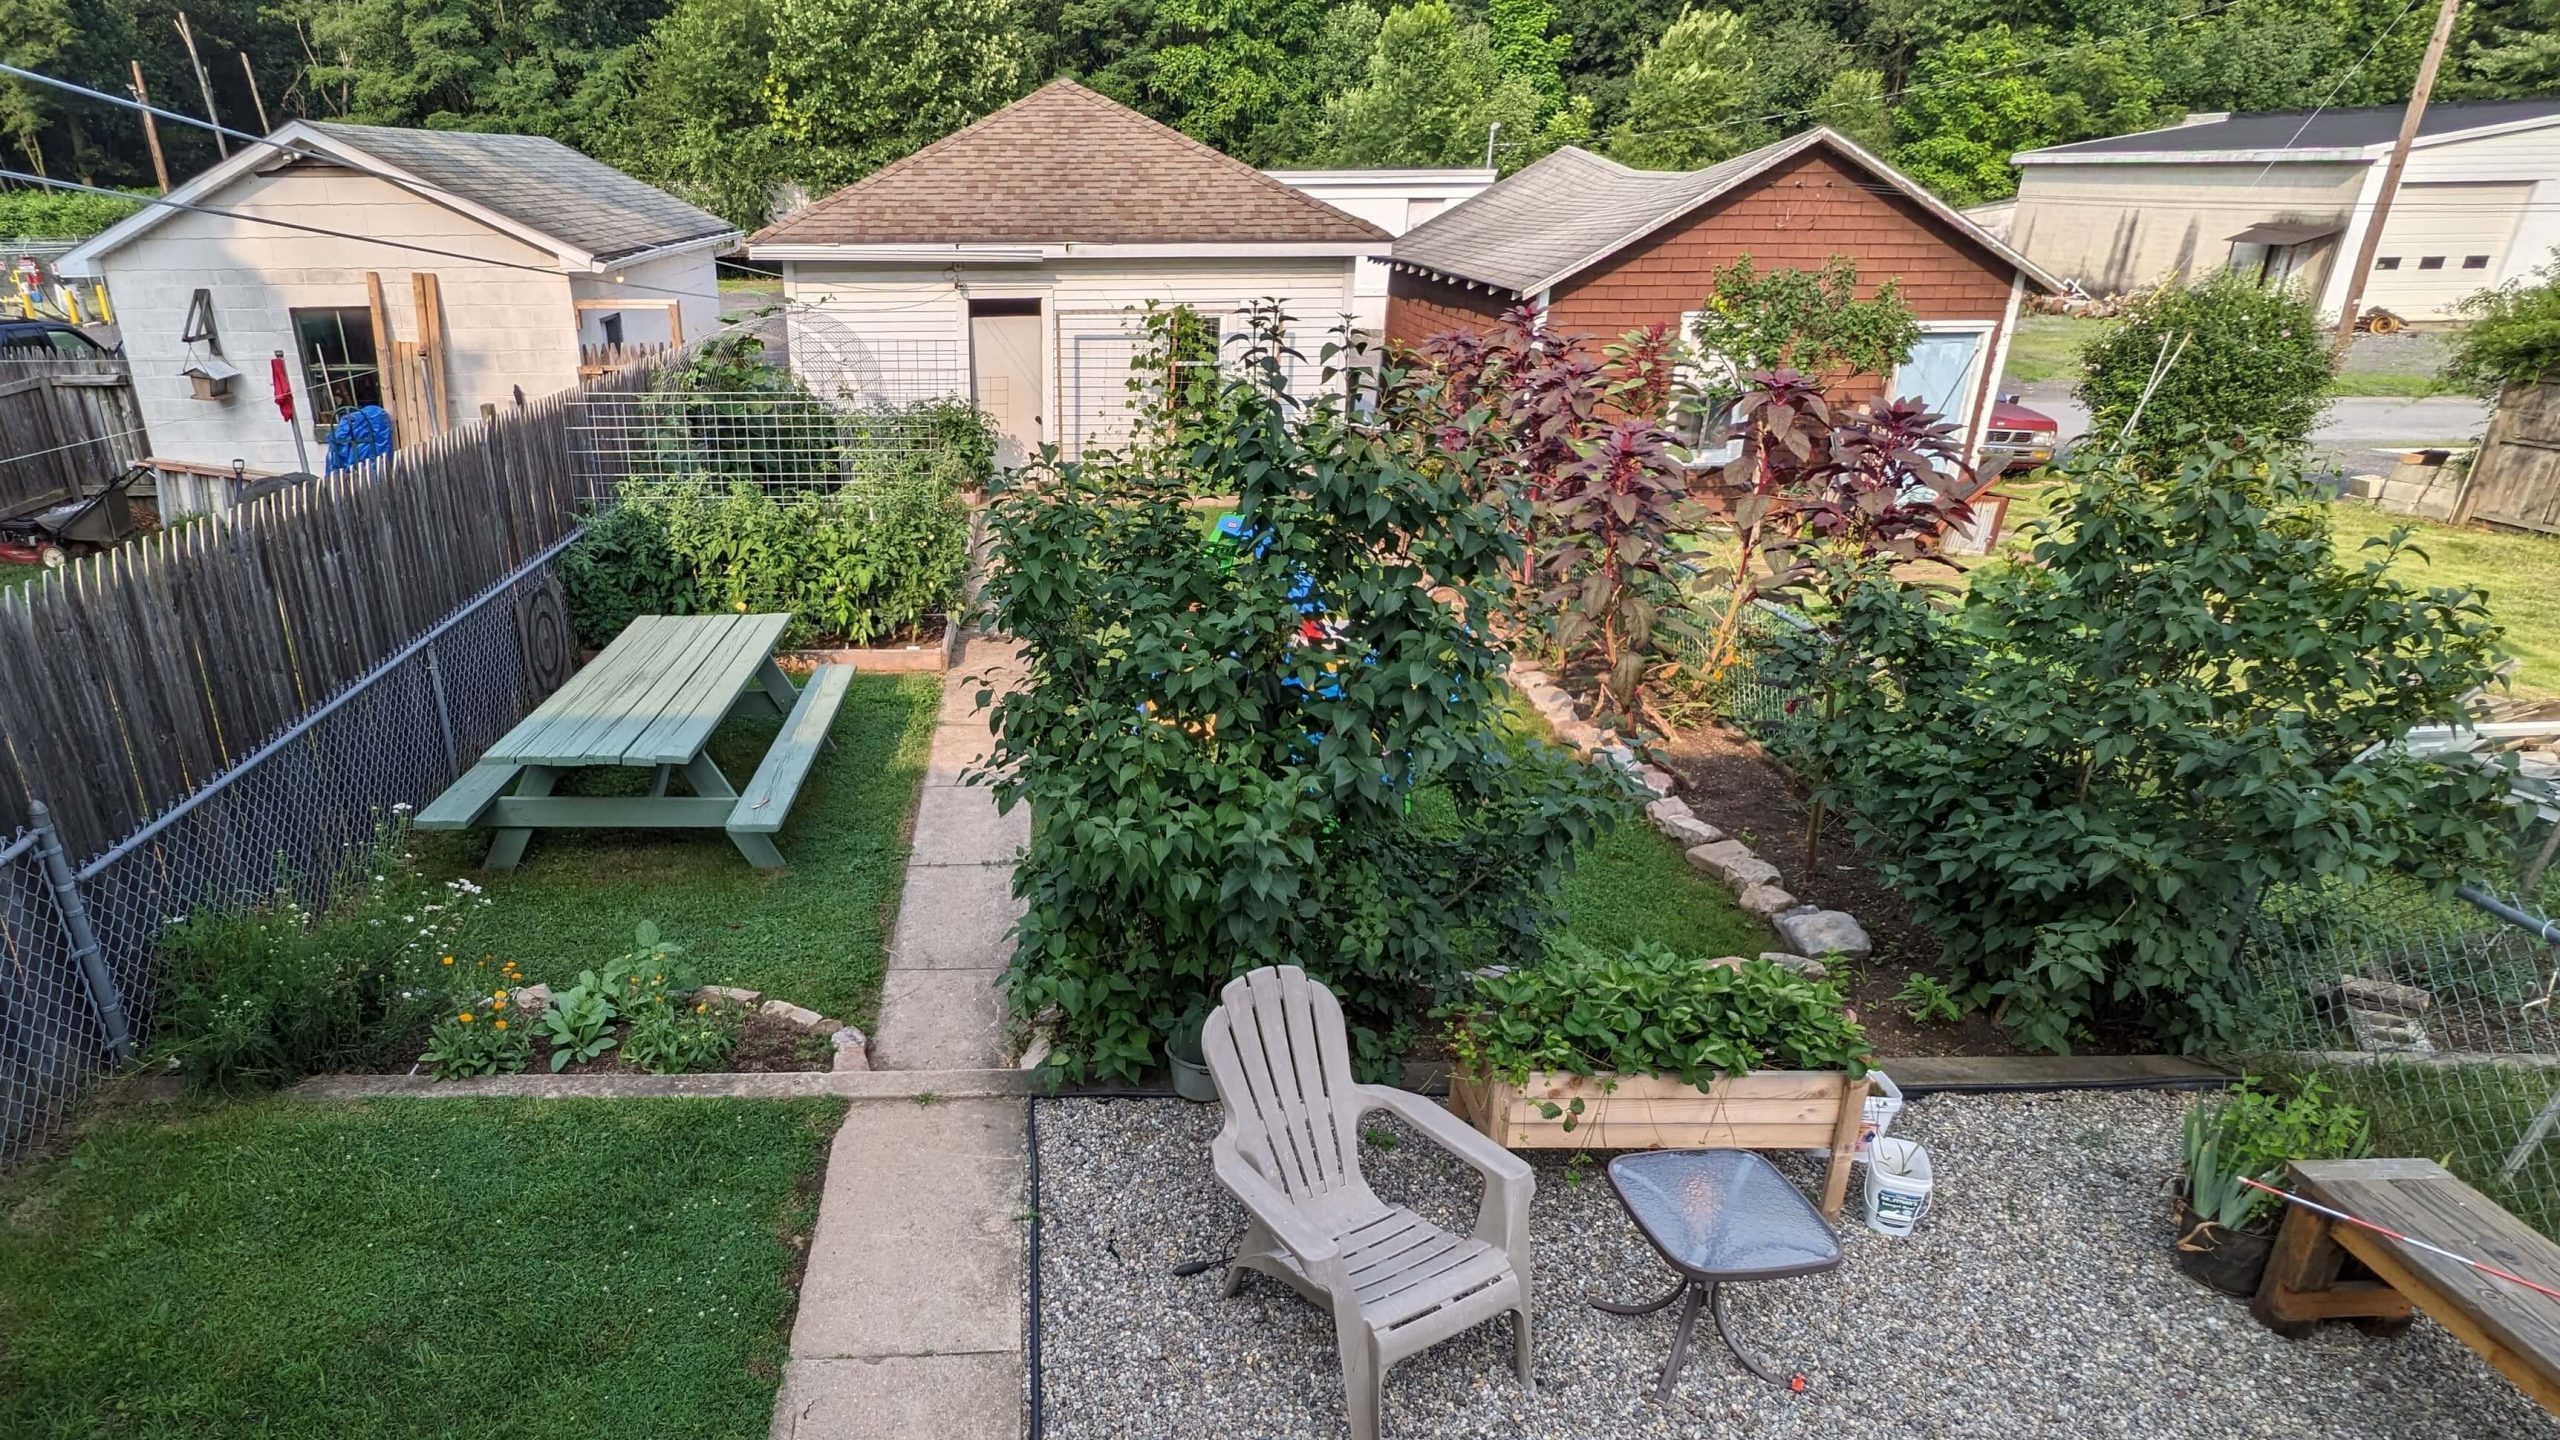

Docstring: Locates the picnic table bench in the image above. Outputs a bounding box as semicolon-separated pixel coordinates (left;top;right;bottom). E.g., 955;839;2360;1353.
2253;1157;2560;1415
415;613;850;870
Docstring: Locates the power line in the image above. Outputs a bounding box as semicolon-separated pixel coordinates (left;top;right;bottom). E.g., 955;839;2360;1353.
2244;0;2431;191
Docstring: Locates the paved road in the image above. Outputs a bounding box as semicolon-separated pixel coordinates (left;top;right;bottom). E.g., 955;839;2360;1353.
2012;382;2490;475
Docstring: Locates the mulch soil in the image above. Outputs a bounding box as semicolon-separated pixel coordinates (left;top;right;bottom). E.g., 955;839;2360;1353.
1651;719;2026;1059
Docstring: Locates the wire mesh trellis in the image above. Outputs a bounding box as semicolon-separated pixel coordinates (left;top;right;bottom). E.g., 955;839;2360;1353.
566;390;961;504
0;539;571;1167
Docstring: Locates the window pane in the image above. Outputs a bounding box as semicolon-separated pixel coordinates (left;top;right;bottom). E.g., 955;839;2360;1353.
2374;257;2400;270
291;306;383;419
2417;256;2446;270
46;329;94;354
2463;255;2491;269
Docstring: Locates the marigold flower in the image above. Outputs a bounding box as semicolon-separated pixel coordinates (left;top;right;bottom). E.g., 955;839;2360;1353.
458;1012;475;1024
493;1019;508;1031
441;956;455;967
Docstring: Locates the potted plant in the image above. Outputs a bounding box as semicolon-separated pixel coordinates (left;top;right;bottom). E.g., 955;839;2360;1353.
1443;939;1875;1216
1165;996;1217;1103
2174;1076;2370;1297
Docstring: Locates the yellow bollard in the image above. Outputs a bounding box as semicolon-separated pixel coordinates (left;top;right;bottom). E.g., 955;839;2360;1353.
62;286;83;325
92;284;111;325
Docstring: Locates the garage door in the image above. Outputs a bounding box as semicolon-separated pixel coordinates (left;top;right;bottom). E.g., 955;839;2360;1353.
2361;182;2531;319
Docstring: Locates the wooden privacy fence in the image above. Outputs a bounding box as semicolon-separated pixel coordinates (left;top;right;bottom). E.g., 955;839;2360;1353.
0;355;147;519
2463;373;2560;535
0;390;581;863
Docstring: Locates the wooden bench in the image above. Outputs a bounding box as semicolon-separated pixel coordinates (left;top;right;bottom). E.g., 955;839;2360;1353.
2254;1157;2560;1415
729;663;852;836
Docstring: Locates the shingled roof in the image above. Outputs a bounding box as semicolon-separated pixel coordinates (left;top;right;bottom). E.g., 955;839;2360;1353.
749;80;1390;249
306;122;735;262
2020;98;2560;159
1391;128;2056;297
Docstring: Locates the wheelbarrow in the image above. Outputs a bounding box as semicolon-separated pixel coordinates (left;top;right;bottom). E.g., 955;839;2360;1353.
0;463;145;569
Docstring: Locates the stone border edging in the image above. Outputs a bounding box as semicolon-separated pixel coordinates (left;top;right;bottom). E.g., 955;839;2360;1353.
1507;662;1874;962
287;1068;1044;1101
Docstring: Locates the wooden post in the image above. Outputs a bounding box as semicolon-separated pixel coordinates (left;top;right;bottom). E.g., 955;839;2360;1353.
2332;0;2463;351
174;12;227;158
364;271;399;441
130;61;171;193
236;52;271;134
412;272;448;437
1820;1075;1867;1220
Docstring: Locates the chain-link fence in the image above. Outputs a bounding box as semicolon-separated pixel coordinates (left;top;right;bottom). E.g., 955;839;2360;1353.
2231;871;2560;1237
0;538;573;1166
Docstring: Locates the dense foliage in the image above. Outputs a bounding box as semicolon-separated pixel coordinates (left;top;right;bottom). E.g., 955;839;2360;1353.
1684;255;1920;402
1446;939;1873;1085
2182;1075;2370;1232
0;187;142;237
2077;269;2336;472
980;308;1619;1083
2445;246;2560;394
11;0;2551;224
1768;437;2516;1053
561;503;703;647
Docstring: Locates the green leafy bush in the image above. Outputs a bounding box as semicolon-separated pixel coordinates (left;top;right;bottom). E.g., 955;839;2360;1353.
2445;247;2560;395
1445;939;1872;1086
560;504;703;648
421;991;533;1077
603;473;970;647
2077;269;2334;470
622;995;746;1073
1772;437;2516;1052
2182;1075;2370;1232
981;305;1621;1084
0;189;147;239
538;980;621;1071
152;842;487;1094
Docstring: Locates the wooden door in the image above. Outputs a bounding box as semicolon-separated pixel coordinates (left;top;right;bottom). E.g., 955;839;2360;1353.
970;310;1044;470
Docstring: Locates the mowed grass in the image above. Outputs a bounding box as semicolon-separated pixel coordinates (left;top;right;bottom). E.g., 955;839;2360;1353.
1998;312;2453;396
1556;816;1774;959
0;559;45;593
414;671;941;1027
0;1096;845;1440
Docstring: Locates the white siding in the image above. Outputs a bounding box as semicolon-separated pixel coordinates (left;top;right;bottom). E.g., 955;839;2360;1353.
568;247;723;350
99;166;577;477
2402;124;2560;292
2010;160;2367;294
783;255;1358;457
1263;170;1497;332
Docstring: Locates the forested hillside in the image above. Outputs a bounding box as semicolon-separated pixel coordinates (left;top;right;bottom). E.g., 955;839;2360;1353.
4;0;2556;229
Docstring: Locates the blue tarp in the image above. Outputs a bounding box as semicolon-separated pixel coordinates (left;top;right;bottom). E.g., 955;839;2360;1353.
324;405;394;473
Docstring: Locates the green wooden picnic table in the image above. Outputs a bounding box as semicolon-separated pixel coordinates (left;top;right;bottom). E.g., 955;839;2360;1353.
415;613;853;870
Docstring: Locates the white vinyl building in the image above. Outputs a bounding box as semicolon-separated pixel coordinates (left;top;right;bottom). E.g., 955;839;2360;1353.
60;121;736;502
1262;168;1498;333
747;80;1393;467
2007;99;2560;321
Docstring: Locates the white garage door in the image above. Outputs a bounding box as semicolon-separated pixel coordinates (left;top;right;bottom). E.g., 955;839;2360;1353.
2362;182;2531;319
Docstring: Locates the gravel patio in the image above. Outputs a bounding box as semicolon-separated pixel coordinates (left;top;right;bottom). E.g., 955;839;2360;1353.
1033;1090;2557;1439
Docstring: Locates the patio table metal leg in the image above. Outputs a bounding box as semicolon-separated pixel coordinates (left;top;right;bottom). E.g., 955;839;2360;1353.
1708;1281;1782;1385
1591;1277;1688;1317
1655;1281;1707;1402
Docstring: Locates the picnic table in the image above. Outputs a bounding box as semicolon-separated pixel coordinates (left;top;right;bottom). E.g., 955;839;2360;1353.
415;613;851;870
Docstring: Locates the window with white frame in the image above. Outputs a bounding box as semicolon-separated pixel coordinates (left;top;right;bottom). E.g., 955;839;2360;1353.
1672;310;1741;466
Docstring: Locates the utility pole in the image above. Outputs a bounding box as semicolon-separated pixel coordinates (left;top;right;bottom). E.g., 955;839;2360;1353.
129;61;171;193
2333;0;2462;351
237;52;271;133
175;11;227;158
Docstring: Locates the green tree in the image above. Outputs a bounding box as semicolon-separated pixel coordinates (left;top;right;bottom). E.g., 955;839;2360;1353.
761;0;1032;187
1684;254;1920;389
2077;268;2334;470
1607;8;1764;169
1029;0;1346;164
1890;24;2072;204
2443;247;2560;396
275;0;669;147
1808;67;1893;153
597;0;791;228
1487;0;1571;102
1318;1;1578;170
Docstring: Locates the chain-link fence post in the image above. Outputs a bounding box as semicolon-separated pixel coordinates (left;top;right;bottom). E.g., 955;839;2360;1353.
423;645;461;777
28;800;131;1063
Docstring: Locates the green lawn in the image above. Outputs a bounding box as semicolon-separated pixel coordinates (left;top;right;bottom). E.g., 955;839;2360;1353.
1998;313;2452;397
0;1096;844;1440
1;560;45;593
1983;483;2560;697
1556;816;1774;959
416;671;940;1027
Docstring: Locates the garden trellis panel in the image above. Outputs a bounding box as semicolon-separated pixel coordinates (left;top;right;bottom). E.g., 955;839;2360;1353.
0;392;580;865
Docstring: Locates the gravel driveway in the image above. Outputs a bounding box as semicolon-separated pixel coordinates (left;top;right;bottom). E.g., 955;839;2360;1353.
1033;1091;2556;1439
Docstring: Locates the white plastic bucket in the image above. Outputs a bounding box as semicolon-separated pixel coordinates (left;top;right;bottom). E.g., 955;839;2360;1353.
1855;1070;1904;1161
1863;1137;1933;1237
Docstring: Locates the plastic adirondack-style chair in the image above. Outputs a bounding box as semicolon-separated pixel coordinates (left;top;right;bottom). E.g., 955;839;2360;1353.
1203;965;1535;1440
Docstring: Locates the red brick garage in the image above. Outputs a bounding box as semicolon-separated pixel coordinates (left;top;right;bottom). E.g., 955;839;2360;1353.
1384;129;2058;465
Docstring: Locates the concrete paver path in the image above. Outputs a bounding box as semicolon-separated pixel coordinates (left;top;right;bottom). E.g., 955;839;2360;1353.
771;641;1030;1439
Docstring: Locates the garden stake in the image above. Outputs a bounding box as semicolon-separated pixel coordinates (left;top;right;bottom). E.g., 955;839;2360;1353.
2239;1177;2560;1302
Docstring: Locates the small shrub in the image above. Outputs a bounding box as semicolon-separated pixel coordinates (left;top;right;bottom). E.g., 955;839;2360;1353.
622;996;745;1073
1893;973;1966;1026
2077;269;2334;470
561;504;703;649
421;991;533;1078
152;843;487;1094
631;474;969;646
538;980;620;1071
2182;1075;2370;1232
1444;938;1873;1087
2444;246;2560;395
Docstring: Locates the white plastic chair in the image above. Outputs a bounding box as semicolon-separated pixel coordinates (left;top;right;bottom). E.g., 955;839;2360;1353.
1203;965;1535;1440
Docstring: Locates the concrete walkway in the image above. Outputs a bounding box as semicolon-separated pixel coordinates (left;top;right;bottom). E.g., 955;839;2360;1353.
771;641;1031;1440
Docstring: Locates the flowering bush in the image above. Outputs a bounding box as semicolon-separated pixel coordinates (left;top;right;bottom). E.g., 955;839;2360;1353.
154;834;491;1094
422;985;533;1078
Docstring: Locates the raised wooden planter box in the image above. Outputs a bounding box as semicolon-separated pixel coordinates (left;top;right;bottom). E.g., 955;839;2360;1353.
1450;1067;1870;1217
